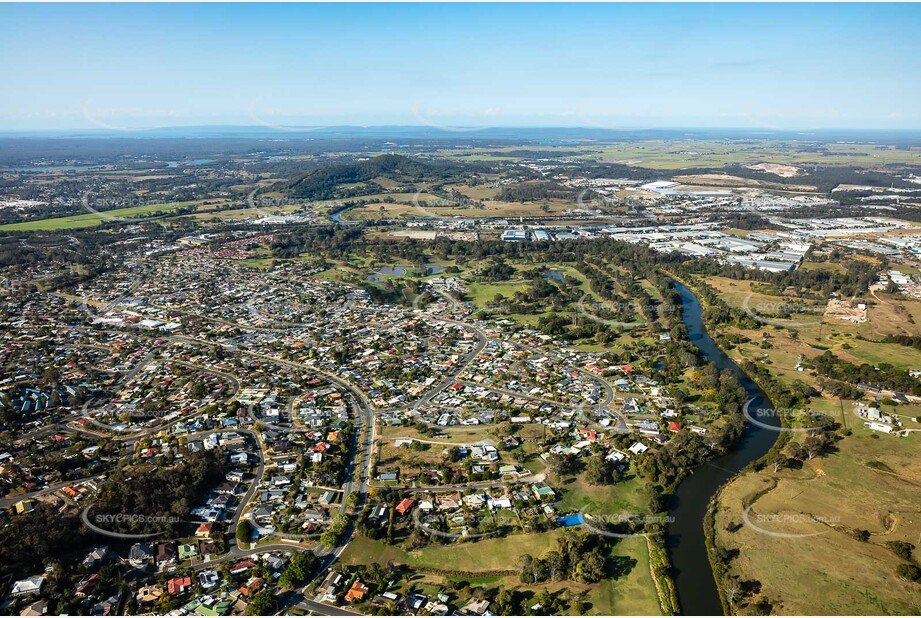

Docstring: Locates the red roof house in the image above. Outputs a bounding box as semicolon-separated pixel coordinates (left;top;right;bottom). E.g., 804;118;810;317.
344;581;369;603
395;498;415;516
167;577;192;596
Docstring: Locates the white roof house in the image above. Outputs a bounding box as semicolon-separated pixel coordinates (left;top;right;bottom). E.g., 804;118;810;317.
628;441;649;455
11;575;45;597
487;497;512;510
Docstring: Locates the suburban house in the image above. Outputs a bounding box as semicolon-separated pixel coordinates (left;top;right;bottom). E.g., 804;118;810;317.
11;575;46;597
167;576;193;596
344;580;370;603
395;498;415;516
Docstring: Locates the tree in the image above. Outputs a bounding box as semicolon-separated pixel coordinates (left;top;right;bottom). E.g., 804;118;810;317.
493;589;518;615
671;387;689;404
574;551;606;583
320;530;338;548
403;527;428;551
885;541;914;561
191;381;208;398
278;571;297;591
246;590;276;615
585;455;618;486
517;555;535;583
802;435;827;460
723;577;742;612
279;552;319;589
785;441;806;461
544;550;566;581
236;520;252;546
545;453;571;477
346;491;360;509
770;454;786;473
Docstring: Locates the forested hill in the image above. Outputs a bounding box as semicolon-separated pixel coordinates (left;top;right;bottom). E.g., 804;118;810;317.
286;153;458;199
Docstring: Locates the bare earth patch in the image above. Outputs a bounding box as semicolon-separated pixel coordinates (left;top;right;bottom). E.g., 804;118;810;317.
745;162;802;177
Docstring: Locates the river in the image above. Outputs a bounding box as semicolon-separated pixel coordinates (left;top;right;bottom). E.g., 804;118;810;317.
667;283;781;615
329;204;353;223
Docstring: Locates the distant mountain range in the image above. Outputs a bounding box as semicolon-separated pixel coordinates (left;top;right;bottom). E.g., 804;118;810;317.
4;125;921;142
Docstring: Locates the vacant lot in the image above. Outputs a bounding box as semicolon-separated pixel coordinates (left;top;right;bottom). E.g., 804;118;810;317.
745;162;802;177
343;195;576;220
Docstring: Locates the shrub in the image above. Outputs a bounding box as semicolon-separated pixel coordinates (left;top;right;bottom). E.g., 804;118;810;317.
896;563;921;582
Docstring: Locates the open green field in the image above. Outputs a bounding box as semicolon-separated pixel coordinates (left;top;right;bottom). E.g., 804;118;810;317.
798;260;847;274
556;473;648;517
587;535;661;616
414;563;658;616
712;418;921;615
235;257;276;270
464;262;596;305
432;140;921;170
448;183;503;200
427;140;921;171
466;280;532;306
339;193;441;220
378;423;497;444
377;423;549;476
340;529;564;572
842;336;921;369
705;275;921;380
704;269;921;613
0;200;202;231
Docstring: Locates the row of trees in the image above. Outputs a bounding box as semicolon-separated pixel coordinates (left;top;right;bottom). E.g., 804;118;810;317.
813;350;921;396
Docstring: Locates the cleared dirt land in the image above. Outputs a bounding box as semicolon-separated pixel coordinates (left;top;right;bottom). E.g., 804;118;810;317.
744;163;802;177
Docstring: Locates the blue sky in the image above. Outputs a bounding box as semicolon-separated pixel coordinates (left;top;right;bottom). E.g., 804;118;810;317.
1;3;920;130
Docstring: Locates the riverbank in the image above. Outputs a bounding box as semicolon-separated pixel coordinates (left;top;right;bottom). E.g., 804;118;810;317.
665;282;781;616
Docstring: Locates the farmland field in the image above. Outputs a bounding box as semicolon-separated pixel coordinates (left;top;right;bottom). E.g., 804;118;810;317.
593;140;921;170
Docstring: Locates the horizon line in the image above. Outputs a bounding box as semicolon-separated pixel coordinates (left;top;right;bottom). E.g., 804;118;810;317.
3;123;921;137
